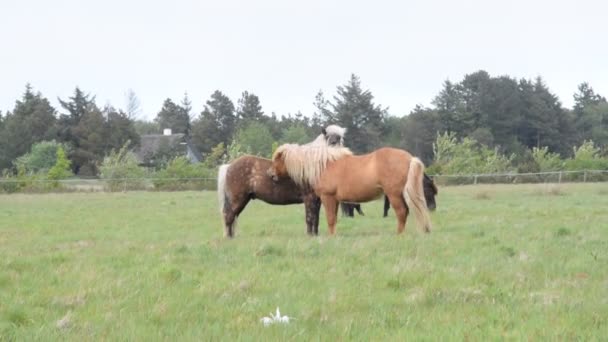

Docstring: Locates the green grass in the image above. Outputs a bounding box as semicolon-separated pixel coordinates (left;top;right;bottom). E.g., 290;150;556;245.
1;183;607;340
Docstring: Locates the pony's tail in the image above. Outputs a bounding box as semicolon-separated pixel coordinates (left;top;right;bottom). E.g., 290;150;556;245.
404;158;432;233
217;164;230;231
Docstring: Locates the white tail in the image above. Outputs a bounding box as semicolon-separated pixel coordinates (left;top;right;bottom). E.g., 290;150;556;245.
217;164;230;228
403;157;432;233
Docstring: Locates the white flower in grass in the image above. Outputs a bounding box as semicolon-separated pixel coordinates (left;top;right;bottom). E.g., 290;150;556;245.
260;307;294;326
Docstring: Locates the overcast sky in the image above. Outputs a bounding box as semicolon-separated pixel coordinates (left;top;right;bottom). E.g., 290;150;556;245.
1;0;606;120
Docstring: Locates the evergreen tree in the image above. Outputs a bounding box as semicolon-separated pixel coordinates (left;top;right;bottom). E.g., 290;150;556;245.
154;98;190;135
482;76;522;151
57;87;98;149
573;83;606;116
104;106;140;152
70;107;107;175
0;85;57;171
432;80;465;134
180;92;193;122
191;91;236;154
572;83;607;144
236;91;264;123
328;74;386;153
313;90;333;124
400;106;441;163
454;70;491;136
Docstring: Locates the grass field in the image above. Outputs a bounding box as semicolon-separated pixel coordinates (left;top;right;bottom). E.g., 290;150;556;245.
1;183;607;340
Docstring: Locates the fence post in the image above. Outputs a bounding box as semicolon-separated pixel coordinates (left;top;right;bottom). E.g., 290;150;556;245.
558;171;562;184
583;170;587;183
474;175;478;185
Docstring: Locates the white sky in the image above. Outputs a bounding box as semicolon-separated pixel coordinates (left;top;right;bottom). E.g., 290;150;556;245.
1;0;607;120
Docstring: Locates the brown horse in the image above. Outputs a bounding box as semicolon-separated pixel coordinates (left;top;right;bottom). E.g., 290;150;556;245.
268;145;432;235
344;173;438;218
217;125;346;238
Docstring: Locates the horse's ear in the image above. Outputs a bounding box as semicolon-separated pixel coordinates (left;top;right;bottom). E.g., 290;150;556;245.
321;127;327;136
274;151;283;161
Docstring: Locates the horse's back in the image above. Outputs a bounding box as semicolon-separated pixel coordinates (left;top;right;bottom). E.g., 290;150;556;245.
227;155;303;204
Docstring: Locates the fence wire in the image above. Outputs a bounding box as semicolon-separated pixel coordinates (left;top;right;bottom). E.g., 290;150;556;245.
1;170;607;193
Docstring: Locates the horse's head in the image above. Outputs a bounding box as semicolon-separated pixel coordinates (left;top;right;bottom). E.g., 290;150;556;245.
322;125;346;147
267;148;288;182
423;173;438;211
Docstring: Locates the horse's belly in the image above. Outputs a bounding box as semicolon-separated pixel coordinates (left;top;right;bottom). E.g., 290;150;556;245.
338;186;383;203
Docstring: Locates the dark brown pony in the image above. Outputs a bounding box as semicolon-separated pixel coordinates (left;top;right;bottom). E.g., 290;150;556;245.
340;202;365;217
217;156;320;237
268;145;432;235
218;125;346;238
383;173;438;216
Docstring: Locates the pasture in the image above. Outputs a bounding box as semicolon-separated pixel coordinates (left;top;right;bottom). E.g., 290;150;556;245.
1;183;607;340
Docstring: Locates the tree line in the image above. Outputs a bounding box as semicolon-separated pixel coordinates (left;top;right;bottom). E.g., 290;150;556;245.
1;70;607;179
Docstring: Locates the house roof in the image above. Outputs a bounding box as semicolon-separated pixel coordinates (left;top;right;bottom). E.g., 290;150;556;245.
134;133;202;163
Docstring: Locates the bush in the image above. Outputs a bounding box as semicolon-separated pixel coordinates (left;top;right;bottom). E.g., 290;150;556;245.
99;142;147;191
153;157;215;191
564;140;608;171
0;168;59;194
431;132;514;176
47;147;73;186
13;140;69;174
531;146;563;172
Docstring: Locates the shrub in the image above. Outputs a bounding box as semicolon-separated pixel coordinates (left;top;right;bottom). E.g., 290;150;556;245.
564;140;608;171
13;140;69;174
47;147;73;187
531;146;563;172
0;168;57;194
153;157;215;191
431;132;514;178
99;142;147;191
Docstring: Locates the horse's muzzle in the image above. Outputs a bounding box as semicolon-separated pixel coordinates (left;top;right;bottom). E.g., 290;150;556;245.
267;169;279;182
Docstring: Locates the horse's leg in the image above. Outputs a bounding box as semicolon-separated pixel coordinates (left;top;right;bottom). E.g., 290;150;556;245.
387;194;408;234
225;194;250;237
304;193;321;236
355;204;364;216
304;197;314;235
223;203;237;238
312;196;321;235
321;195;339;235
383;195;391;217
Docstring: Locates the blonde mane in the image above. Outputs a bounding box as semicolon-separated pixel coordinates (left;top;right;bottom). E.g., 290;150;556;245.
273;144;353;187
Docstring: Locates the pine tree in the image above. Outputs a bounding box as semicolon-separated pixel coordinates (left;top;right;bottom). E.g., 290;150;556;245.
154;98;190;135
104;106;140;152
57;87;98;148
236;91;264;123
572;83;607;145
328;74;386;153
0;85;57;171
191;91;236;154
70;107;107;175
